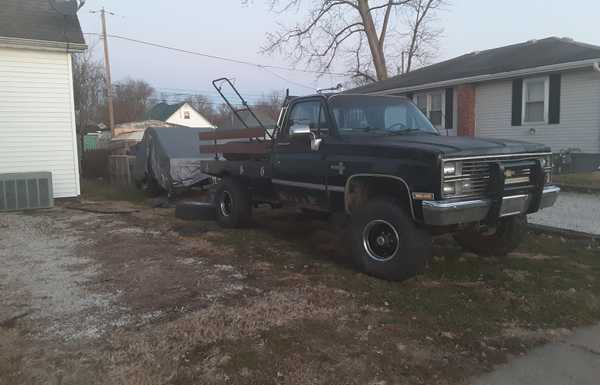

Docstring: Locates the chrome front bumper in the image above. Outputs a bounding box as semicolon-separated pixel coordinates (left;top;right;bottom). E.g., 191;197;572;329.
422;186;560;226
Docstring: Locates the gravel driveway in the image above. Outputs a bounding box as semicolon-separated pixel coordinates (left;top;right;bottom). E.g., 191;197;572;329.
529;191;600;235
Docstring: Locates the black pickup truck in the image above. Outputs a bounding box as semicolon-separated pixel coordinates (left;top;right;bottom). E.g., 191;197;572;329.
200;93;559;281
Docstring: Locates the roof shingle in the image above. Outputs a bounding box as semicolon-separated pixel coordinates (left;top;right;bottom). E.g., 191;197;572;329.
350;37;600;93
0;0;85;45
147;102;186;122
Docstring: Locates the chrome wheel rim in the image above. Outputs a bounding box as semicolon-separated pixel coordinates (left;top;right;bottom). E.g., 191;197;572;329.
362;220;400;262
220;190;233;217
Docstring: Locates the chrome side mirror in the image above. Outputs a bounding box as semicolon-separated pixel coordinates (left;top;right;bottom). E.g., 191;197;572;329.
289;124;311;136
289;124;322;151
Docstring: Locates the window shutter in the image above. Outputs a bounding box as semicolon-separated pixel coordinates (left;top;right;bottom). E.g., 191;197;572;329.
444;87;453;129
548;74;561;125
512;79;523;126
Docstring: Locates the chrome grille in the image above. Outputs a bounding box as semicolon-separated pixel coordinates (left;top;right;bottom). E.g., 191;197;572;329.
442;153;552;199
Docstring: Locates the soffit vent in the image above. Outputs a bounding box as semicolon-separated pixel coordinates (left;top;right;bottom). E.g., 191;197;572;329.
0;172;54;212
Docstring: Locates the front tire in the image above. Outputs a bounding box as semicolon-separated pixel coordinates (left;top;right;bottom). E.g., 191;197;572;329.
453;215;527;256
215;177;252;228
350;198;432;281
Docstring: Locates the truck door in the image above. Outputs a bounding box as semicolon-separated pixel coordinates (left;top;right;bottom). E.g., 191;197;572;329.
272;98;331;209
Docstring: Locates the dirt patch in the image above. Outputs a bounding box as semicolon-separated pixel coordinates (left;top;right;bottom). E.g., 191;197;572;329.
2;200;600;385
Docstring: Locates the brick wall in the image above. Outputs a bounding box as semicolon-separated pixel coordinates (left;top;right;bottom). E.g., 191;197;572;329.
456;84;475;136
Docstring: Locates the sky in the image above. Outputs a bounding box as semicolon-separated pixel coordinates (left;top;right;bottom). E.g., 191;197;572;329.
77;0;600;105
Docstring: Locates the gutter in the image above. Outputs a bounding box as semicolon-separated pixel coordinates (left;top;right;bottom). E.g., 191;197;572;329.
368;58;600;95
0;37;87;53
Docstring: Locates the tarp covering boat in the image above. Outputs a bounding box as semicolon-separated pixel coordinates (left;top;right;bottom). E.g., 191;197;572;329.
133;126;215;192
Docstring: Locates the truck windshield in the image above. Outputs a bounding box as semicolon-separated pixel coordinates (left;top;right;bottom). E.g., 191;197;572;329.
329;95;439;136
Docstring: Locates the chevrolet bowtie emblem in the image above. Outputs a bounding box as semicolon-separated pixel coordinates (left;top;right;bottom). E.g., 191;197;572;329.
504;169;515;178
330;162;346;175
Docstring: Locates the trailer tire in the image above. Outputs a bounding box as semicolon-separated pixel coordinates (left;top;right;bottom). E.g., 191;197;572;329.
175;201;216;221
215;177;252;228
350;198;431;281
453;215;527;257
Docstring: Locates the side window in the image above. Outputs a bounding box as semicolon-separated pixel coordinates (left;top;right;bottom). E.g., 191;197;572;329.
415;94;427;114
414;91;445;128
429;92;443;126
523;77;548;123
286;100;330;138
318;103;331;137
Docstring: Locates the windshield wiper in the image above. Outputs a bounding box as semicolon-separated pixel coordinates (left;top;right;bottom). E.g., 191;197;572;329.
359;126;389;134
391;128;438;136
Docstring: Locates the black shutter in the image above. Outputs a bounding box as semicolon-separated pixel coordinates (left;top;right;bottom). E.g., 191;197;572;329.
548;74;561;124
512;79;523;126
444;87;454;129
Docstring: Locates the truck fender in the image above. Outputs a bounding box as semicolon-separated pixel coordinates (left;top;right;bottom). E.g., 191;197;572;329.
344;174;416;220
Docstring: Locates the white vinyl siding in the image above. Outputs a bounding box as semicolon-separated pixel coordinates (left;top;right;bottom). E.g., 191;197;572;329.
0;47;80;198
165;102;215;128
475;69;600;153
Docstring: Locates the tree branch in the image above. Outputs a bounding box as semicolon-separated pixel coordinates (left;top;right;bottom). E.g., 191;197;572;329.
378;0;393;50
368;0;410;12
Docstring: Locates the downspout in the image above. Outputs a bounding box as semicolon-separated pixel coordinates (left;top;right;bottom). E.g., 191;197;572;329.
595;62;600;161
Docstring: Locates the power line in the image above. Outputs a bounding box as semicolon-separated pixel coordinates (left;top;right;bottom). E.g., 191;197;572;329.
155;87;283;99
83;32;347;77
259;66;315;91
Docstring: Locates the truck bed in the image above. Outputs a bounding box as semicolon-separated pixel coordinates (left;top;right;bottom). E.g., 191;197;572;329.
198;127;273;162
200;159;272;180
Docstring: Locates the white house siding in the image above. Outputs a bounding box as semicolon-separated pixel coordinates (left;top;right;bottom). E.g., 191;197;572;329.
475;69;600;153
0;47;80;198
166;103;215;128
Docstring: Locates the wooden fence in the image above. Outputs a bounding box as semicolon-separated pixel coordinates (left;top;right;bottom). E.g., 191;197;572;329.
108;155;136;186
82;149;110;178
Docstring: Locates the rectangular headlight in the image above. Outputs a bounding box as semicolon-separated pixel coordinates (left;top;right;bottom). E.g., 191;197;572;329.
443;183;456;195
443;163;456;176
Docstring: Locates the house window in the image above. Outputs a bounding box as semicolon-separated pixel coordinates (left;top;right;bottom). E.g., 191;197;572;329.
184;111;191;119
414;91;444;128
523;77;548;123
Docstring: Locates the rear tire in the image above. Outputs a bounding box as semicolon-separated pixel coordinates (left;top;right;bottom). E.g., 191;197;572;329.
453;215;527;257
350;198;432;281
215;177;252;228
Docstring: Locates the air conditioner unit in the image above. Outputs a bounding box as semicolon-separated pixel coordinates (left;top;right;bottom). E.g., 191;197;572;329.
0;172;54;212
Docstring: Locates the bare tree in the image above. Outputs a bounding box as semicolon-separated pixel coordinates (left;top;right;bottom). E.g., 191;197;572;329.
112;79;155;124
403;0;443;73
210;103;236;129
253;91;284;122
72;48;105;132
261;0;445;82
185;94;217;122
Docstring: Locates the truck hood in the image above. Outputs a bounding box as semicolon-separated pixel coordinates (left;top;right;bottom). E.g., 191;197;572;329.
345;134;551;158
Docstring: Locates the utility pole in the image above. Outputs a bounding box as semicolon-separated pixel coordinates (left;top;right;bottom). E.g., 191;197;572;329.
400;51;406;74
97;7;115;136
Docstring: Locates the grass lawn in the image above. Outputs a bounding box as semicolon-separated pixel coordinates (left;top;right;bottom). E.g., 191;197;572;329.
80;178;147;203
554;171;600;189
144;209;600;384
